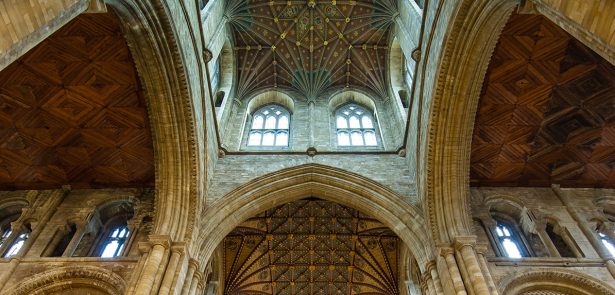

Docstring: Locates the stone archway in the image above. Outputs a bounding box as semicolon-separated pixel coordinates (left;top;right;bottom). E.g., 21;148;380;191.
424;0;520;244
196;164;434;273
5;266;126;295
500;269;615;295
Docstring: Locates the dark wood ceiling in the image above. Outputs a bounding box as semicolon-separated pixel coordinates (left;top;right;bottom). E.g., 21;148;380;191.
0;11;154;189
471;14;615;188
226;0;397;100
223;198;400;295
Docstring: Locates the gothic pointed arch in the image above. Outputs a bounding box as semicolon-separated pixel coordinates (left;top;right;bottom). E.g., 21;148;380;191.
196;164;434;273
424;0;519;244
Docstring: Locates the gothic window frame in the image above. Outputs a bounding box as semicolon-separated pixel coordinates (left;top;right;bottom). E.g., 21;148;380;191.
334;103;381;148
487;214;532;258
245;104;291;149
99;224;130;258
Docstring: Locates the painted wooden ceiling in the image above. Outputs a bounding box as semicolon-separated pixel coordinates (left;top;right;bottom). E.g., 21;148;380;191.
471;14;615;188
226;0;397;100
0;11;154;189
222;198;400;295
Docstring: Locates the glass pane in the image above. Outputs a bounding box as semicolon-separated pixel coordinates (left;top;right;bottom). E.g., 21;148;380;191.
496;227;503;237
350;132;364;146
265;116;277;129
502;238;522;258
338;132;350;146
5;240;25;257
602;238;615;256
364;131;377;146
119;228;127;238
361;116;374;128
111;228;119;238
262;132;275;146
248;132;262;146
2;229;11;238
349;116;360;128
336;116;348;129
252;115;264;129
101;240;120;258
502;227;511;237
278;116;289;129
276;132;288;146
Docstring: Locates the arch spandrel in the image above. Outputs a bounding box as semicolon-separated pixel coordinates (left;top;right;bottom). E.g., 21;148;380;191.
196;164;434;272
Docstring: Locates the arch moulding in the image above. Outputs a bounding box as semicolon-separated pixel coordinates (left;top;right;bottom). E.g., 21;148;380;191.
500;269;615;295
424;0;519;244
5;266;127;295
104;0;200;243
196;163;434;271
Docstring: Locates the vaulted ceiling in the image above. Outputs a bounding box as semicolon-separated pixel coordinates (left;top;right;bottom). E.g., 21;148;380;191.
0;11;154;189
222;198;400;295
471;14;615;188
226;0;397;100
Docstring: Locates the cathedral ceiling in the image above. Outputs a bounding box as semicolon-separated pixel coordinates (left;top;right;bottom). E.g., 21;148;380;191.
471;14;615;188
225;0;397;100
0;11;154;189
222;198;400;295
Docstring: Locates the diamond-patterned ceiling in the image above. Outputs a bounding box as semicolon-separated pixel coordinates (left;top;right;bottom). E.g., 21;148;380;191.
471;14;615;188
0;11;154;189
222;198;400;295
226;0;397;100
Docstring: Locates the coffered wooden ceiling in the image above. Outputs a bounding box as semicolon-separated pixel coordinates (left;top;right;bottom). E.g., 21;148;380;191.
226;0;397;100
0;11;154;189
223;198;400;295
471;14;615;188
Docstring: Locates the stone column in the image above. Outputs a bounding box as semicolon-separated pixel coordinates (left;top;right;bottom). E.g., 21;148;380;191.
421;271;436;295
474;244;498;295
426;261;444;295
440;247;467;295
159;244;186;295
308;100;315;147
41;224;68;257
554;225;583;258
455;238;489;295
62;222;87;257
535;222;560;257
189;271;204;295
182;259;200;295
133;236;171;295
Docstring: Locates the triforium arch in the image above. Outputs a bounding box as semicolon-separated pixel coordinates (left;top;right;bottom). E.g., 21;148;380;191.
196;163;434;272
500;269;615;295
103;0;200;243
424;0;520;244
5;266;127;295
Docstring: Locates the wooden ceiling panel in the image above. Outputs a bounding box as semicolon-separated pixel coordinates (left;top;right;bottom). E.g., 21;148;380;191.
0;11;154;189
471;14;615;188
222;198;400;295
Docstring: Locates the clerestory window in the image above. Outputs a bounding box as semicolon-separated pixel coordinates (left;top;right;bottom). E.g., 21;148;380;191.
335;103;378;147
599;233;615;256
0;228;11;248
247;104;290;147
3;232;28;258
494;220;527;258
100;225;130;258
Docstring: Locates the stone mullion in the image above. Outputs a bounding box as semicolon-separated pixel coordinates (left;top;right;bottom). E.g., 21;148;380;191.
62;222;87;257
40;224;69;257
536;222;561;257
554;225;583;258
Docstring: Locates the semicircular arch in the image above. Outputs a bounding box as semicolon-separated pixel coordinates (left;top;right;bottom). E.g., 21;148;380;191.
500;269;615;295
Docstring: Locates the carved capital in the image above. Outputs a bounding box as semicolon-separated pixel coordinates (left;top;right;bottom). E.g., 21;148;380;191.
148;235;172;249
454;236;477;251
439;247;455;257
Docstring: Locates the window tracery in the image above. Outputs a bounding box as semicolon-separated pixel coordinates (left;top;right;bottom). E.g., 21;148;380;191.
494;220;526;258
247;104;290;147
335;103;378;147
100;224;130;258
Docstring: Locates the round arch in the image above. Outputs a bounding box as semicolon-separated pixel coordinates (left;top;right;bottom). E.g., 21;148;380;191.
5;266;126;295
500;269;615;295
196;163;434;271
424;0;519;244
103;0;200;243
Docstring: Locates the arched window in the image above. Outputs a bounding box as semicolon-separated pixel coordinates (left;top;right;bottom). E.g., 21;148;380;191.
4;232;28;258
599;233;615;256
0;227;11;248
100;224;130;258
247;104;290;147
335;103;378;147
494;220;527;258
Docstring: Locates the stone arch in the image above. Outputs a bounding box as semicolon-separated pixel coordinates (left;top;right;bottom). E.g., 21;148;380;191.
5;266;126;295
196;163;434;271
500;269;615;295
103;0;200;242
424;0;520;244
246;91;296;115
